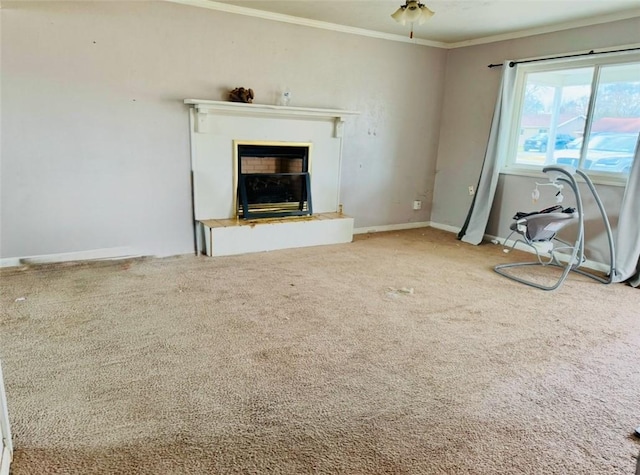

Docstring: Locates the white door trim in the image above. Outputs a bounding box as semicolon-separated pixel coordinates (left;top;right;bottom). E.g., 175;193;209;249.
0;362;13;475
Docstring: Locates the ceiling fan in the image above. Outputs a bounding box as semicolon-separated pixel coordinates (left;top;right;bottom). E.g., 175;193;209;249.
391;0;435;38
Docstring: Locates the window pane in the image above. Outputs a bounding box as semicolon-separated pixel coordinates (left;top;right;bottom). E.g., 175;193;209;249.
515;67;593;167
583;63;640;175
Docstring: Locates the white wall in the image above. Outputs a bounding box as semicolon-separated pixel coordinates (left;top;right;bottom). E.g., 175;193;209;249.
0;2;447;260
432;17;640;259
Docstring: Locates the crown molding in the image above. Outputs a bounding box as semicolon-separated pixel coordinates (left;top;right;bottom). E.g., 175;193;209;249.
447;8;640;49
166;0;448;48
167;0;640;50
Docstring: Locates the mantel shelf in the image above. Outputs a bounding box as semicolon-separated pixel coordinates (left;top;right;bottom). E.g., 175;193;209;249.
185;99;359;137
184;99;360;120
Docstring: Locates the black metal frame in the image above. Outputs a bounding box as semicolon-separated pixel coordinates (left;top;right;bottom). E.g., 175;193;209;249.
237;144;312;220
238;172;312;219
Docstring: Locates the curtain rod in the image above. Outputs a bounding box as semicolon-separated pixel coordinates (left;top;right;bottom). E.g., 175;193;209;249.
487;46;640;68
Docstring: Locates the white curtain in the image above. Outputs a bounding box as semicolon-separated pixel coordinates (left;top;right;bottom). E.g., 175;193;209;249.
458;61;518;244
613;141;640;287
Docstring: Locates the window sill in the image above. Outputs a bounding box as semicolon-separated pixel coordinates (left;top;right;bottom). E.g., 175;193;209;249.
500;166;628;187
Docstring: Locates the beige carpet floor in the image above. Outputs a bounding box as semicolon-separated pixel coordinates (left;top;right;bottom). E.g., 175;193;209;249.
0;228;639;474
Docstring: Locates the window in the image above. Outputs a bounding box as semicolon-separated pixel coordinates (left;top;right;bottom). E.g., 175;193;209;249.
505;54;640;180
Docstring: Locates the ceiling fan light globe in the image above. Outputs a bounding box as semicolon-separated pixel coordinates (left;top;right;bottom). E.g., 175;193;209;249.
403;3;422;22
417;5;434;24
391;7;407;24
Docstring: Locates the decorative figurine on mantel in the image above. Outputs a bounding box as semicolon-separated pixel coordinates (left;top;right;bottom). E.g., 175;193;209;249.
229;87;254;103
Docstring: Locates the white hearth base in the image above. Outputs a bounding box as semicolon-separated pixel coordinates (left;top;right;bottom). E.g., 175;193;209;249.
199;213;354;257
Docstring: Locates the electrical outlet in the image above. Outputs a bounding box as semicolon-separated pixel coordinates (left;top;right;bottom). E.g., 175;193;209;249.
412;200;422;210
468;185;475;196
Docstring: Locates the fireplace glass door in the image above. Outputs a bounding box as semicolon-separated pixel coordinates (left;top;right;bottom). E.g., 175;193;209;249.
236;144;312;220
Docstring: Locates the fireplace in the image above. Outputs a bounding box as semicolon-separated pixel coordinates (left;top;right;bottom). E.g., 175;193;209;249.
184;99;358;256
235;142;312;219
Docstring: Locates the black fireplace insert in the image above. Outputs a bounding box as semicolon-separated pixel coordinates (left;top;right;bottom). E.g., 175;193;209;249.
236;144;312;220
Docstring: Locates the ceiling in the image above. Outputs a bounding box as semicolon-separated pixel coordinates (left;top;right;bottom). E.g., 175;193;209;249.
195;0;640;47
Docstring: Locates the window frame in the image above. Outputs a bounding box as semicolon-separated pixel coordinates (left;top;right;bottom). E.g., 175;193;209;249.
502;51;640;186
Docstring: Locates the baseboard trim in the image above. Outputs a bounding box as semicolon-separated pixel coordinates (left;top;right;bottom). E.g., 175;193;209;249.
1;226;611;274
428;222;462;234
0;247;142;268
353;221;430;235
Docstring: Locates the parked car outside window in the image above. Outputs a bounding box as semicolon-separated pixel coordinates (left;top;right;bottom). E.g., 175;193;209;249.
523;133;575;152
554;133;638;174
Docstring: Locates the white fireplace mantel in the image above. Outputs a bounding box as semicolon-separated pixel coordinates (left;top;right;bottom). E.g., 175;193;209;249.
185;98;358;257
184;99;359;137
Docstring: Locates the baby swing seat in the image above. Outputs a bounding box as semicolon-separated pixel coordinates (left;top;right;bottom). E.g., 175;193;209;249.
494;205;579;290
510;205;577;243
493;166;615;291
